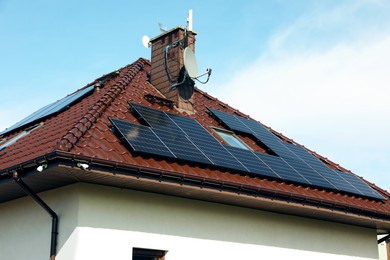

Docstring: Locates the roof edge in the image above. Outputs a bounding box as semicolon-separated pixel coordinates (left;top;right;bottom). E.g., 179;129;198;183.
54;58;146;152
2;150;388;223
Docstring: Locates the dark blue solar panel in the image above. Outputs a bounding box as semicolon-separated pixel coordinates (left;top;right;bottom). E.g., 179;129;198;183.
209;108;297;159
208;108;251;133
225;146;280;179
168;114;248;172
336;170;385;200
118;104;384;201
152;127;212;165
255;153;310;185
1;86;95;136
130;103;173;128
283;157;335;190
110;118;174;158
284;143;360;194
237;116;297;159
129;104;214;165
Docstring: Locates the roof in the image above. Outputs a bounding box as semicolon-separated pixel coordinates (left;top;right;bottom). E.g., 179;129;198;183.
0;58;389;232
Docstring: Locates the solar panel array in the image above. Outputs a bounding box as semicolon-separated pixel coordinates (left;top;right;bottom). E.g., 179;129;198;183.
110;104;384;200
0;86;95;136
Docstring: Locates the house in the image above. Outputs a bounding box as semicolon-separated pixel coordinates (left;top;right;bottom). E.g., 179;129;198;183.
0;25;389;260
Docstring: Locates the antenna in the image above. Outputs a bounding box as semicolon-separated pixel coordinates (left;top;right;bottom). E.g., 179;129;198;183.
158;23;167;32
142;35;151;48
187;9;193;31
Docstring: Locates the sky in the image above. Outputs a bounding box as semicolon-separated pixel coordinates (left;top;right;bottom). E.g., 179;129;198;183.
0;0;389;191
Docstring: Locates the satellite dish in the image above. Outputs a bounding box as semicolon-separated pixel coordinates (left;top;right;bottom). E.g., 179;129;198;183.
142;35;151;48
177;67;195;100
183;47;198;78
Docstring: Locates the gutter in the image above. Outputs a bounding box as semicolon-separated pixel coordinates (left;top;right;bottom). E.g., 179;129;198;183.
13;171;58;260
2;151;389;224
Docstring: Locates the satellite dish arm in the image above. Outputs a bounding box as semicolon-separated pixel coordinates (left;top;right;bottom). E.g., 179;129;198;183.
194;68;212;84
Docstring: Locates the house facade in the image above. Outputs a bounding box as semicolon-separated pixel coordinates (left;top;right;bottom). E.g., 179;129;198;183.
0;27;389;260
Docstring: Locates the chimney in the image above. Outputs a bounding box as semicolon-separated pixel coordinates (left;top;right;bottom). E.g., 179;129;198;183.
150;27;197;113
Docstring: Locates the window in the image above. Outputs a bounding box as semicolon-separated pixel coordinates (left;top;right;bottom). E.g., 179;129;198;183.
132;248;167;260
0;123;42;151
213;128;250;150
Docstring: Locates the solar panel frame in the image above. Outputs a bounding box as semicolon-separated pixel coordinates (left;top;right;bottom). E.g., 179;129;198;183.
1;86;95;136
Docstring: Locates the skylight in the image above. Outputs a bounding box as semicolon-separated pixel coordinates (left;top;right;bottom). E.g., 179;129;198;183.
0;123;42;151
213;128;250;150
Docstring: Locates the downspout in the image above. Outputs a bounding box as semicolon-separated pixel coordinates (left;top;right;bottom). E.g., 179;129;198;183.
378;234;390;244
13;171;58;260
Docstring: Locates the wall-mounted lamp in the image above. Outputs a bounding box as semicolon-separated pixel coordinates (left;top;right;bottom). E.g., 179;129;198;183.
37;164;48;172
77;163;90;170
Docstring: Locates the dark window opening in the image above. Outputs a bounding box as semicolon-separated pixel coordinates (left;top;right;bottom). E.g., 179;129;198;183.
133;248;167;260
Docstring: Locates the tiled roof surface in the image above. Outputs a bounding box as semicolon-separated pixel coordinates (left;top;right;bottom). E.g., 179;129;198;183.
0;58;389;221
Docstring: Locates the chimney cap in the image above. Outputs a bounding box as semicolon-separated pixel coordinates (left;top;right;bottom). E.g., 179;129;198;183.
149;26;197;43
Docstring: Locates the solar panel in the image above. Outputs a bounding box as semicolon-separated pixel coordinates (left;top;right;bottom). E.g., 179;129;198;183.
282;157;336;190
115;104;384;201
336;170;385;200
209;108;297;159
130;103;173;128
208;108;251;133
152;127;212;165
255;153;311;185
237;116;297;159
284;143;361;194
0;86;95;136
110;118;175;158
225;146;280;179
168;114;248;172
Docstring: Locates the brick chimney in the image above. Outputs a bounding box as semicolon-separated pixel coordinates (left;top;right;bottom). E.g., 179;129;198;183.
150;27;196;113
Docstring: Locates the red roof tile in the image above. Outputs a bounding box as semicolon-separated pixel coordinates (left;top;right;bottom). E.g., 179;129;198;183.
0;58;389;229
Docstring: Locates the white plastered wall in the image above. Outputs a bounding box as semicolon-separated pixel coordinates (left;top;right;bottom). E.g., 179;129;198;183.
0;183;380;260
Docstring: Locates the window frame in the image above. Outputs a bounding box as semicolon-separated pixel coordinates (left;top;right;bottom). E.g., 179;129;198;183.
132;247;167;260
212;127;251;150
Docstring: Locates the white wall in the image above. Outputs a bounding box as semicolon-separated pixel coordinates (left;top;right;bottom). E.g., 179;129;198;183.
0;183;380;260
70;183;378;260
0;184;79;260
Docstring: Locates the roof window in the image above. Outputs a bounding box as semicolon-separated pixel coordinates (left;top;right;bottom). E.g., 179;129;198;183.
213;128;250;150
0;123;42;151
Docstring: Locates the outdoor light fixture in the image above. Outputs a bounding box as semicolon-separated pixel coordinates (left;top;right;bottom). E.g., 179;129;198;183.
77;163;89;170
37;164;48;172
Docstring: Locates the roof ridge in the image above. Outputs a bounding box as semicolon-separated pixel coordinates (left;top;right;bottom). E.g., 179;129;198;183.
55;58;145;152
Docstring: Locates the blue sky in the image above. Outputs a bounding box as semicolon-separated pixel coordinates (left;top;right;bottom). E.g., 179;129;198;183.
0;0;389;191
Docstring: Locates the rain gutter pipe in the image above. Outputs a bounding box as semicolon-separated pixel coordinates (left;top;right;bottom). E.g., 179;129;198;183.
378;234;390;244
13;171;58;260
